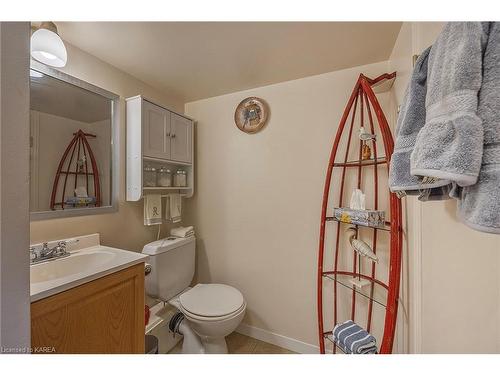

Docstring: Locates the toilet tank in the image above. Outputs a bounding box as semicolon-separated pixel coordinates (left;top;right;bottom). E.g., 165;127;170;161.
142;236;195;301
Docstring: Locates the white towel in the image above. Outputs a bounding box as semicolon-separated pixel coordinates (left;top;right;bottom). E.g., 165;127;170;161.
144;194;162;226
171;226;194;238
169;194;182;223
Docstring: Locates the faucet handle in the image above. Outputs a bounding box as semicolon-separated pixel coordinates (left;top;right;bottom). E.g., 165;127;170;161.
57;241;68;254
30;246;38;261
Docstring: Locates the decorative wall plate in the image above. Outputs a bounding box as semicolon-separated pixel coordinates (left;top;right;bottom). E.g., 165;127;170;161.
234;97;269;134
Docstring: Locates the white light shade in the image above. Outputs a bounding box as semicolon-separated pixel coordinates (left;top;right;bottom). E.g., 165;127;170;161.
31;28;67;67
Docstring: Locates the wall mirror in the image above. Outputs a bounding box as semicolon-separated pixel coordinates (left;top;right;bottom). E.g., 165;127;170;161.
29;61;119;220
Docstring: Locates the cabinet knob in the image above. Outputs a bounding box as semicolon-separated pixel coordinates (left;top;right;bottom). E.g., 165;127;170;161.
166;132;171;138
171;134;176;139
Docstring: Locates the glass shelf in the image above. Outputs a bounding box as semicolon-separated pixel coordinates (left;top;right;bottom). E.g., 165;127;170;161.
322;273;387;308
333;157;387;168
323;333;347;354
325;216;391;231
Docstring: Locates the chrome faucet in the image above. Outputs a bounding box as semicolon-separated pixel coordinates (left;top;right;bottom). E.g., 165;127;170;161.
30;240;72;264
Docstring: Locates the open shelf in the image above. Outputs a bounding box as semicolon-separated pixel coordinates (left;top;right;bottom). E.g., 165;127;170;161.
143;155;192;166
323;333;347;354
333;157;387;168
322;273;387;308
325;216;391;231
143;186;191;191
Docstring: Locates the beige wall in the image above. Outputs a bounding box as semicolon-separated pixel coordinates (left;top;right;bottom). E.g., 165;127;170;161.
0;22;31;351
184;61;410;351
389;22;500;353
30;42;185;251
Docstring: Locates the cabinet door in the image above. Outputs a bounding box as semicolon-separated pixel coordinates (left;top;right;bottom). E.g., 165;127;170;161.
31;263;145;354
143;100;171;159
170;113;193;163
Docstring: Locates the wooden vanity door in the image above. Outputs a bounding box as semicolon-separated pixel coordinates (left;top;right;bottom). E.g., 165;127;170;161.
31;263;145;354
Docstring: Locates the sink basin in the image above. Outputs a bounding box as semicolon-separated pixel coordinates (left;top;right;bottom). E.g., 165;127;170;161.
31;249;116;284
30;241;148;302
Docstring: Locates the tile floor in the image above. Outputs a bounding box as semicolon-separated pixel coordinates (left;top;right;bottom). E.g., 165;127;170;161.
168;332;296;354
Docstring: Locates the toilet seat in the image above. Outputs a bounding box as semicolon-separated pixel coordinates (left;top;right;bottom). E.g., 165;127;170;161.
179;283;245;319
181;302;247;322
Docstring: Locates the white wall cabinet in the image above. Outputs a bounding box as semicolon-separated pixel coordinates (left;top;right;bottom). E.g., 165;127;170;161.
126;96;194;201
142;100;171;160
170;113;192;163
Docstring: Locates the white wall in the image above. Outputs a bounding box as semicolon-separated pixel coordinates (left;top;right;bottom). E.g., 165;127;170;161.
30;42;185;251
0;22;31;352
185;61;410;352
389;22;500;353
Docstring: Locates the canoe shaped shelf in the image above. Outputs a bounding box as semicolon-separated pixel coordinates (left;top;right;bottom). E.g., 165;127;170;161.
317;73;403;354
50;129;101;210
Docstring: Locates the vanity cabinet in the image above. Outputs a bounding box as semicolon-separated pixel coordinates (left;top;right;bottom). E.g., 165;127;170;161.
31;263;145;354
126;95;194;201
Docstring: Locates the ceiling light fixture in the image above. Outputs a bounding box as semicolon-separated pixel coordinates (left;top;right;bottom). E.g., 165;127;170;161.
30;22;67;68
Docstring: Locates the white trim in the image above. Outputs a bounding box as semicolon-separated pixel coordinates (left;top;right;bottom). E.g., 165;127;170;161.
236;323;320;354
409;199;423;353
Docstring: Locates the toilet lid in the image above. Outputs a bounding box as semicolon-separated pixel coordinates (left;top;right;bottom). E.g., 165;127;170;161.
179;284;244;317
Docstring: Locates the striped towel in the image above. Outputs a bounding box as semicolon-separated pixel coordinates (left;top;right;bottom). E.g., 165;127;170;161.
332;320;377;354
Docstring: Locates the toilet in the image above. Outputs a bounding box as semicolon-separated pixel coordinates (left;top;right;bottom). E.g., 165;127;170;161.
142;236;246;354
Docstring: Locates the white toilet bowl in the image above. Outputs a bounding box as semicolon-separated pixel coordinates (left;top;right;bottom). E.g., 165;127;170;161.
142;237;246;354
172;283;246;354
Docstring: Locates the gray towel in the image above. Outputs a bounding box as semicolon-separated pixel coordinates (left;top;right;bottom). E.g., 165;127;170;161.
411;22;490;187
332;320;377;354
458;22;500;234
388;47;452;200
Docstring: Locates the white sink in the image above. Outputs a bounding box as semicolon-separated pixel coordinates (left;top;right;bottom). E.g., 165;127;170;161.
30;235;148;302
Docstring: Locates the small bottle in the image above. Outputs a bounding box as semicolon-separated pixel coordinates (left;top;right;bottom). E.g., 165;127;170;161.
143;166;157;187
157;167;172;187
174;169;187;187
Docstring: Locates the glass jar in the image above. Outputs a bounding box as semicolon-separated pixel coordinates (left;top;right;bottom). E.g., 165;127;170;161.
143;166;157;187
157;167;172;187
174;169;187;187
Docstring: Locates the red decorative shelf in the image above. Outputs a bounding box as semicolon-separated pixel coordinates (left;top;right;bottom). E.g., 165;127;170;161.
317;73;403;354
50;129;101;210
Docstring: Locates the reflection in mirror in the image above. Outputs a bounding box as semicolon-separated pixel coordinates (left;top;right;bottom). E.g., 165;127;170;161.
30;68;113;214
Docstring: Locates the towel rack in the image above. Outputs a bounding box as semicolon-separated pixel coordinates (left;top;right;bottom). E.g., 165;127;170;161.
317;73;403;354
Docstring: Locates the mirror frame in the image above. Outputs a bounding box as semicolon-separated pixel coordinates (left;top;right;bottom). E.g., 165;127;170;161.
29;60;120;221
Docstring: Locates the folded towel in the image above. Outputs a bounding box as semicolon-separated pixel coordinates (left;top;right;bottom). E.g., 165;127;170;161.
144;194;162;226
388;46;452;200
169;194;182;223
411;22;490;187
170;226;194;238
332;320;377;354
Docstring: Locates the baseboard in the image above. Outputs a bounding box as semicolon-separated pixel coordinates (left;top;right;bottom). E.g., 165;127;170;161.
236;323;320;354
